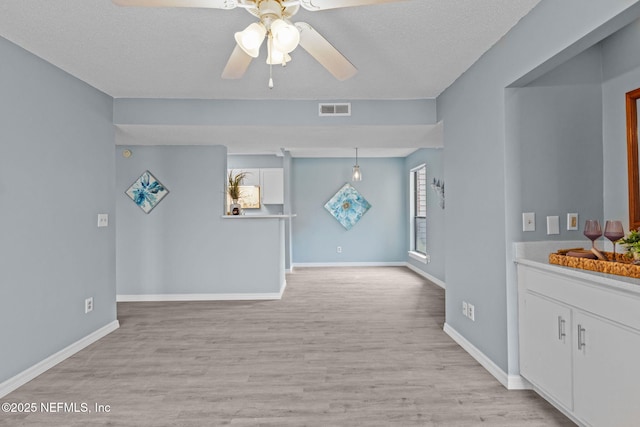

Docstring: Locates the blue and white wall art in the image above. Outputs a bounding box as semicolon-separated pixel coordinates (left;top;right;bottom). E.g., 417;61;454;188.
324;183;371;230
125;170;169;214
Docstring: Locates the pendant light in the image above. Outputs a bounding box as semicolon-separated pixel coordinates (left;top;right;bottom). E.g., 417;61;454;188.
352;148;362;181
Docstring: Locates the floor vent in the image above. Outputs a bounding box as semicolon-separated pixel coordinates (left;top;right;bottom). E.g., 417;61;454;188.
319;103;351;116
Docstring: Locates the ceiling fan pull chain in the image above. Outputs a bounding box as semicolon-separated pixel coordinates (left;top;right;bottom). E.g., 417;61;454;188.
268;34;275;89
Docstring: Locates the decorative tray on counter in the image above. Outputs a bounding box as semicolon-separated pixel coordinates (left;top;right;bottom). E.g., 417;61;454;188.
549;248;640;279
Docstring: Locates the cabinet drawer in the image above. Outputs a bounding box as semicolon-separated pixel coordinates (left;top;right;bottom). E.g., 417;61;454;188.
518;265;640;331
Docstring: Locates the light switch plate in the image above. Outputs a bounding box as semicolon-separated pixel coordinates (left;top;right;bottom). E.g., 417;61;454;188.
547;216;560;235
97;214;109;228
567;213;578;230
523;212;535;232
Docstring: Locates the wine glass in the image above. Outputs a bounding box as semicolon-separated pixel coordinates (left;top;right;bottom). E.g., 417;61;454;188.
584;220;602;249
604;220;625;261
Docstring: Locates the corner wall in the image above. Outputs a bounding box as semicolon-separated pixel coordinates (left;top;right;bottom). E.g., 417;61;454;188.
438;0;640;376
116;145;284;297
291;157;406;264
0;37;116;384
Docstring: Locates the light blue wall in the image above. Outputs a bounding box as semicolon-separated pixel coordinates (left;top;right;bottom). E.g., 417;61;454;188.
0;37;116;382
405;148;445;282
228;154;283;169
116;145;283;296
507;45;604;242
602;19;640;232
291;157;406;264
114;99;436;126
228;153;293;269
438;0;640;374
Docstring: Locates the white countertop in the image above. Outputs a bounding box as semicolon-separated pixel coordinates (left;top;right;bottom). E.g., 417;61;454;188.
221;214;296;219
514;241;640;296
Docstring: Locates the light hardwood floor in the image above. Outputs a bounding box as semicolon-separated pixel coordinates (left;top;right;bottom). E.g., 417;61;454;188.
1;267;573;426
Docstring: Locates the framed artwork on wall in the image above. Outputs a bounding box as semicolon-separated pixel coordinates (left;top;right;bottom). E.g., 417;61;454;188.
324;183;371;230
125;170;169;214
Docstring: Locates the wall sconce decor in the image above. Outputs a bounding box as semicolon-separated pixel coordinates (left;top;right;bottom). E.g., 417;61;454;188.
431;178;445;209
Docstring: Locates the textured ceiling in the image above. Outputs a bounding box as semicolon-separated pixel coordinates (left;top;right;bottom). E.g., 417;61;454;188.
0;0;540;155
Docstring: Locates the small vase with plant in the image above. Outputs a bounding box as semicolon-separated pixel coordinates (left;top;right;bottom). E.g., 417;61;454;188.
617;228;640;262
227;170;247;215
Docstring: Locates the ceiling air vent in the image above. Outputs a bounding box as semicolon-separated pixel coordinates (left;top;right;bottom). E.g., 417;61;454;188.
319;103;351;117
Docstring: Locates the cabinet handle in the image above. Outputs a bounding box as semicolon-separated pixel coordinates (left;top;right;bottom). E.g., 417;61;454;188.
577;325;586;350
557;316;566;340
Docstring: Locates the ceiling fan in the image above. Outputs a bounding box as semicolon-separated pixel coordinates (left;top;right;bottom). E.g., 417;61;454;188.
113;0;406;87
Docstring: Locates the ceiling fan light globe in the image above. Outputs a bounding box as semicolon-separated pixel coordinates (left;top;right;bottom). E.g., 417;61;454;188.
234;22;266;58
266;42;291;65
271;19;300;53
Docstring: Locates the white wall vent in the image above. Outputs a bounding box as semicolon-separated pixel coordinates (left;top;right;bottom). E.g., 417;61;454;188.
319;103;351;116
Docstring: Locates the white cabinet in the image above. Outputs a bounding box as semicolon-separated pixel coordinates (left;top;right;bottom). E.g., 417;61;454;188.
573;311;640;427
519;292;572;409
260;168;284;205
518;265;640;427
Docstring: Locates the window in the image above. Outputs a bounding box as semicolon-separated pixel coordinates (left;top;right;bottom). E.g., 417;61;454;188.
410;164;427;257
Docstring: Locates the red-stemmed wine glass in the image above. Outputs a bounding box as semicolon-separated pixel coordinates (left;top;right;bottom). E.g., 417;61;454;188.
604;220;625;261
584;220;602;249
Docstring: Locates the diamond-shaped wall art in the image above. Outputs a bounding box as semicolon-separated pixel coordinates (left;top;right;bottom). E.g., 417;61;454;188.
125;170;169;214
324;183;371;230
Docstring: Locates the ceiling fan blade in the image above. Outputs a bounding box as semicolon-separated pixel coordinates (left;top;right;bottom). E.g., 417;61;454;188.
299;0;405;11
112;0;238;9
221;44;253;79
295;22;357;81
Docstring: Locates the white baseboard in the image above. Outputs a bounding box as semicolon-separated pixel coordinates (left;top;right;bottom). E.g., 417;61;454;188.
443;323;531;390
292;262;406;268
0;320;120;399
117;279;288;302
404;263;446;289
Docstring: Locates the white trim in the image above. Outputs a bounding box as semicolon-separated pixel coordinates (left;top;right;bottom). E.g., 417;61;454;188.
408;251;428;263
410;163;427;173
117;279;288;302
404;262;446;289
0;320;120;398
292;262;406;268
118;293;282;302
443;323;532;391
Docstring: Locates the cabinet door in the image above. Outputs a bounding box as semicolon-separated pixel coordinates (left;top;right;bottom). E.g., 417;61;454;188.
261;169;284;204
573;311;640;427
520;292;573;409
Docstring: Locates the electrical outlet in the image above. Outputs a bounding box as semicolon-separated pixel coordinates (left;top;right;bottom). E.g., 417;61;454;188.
85;297;93;314
462;301;468;317
468;304;475;321
337;246;342;253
